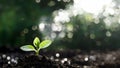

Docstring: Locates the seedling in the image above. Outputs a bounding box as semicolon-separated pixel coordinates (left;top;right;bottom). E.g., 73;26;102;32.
20;37;52;56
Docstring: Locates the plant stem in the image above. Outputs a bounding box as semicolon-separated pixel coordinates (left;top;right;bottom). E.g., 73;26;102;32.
35;50;39;56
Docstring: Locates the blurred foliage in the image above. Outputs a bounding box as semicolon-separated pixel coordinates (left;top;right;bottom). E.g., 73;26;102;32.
0;0;120;50
0;0;69;46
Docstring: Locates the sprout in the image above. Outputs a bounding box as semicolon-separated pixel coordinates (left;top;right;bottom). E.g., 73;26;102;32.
20;37;52;56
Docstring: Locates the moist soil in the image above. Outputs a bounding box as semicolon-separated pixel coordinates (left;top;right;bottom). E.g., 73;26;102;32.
0;46;120;68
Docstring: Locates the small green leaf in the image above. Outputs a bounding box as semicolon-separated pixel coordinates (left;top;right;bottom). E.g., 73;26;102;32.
33;37;40;47
20;45;35;51
39;40;52;49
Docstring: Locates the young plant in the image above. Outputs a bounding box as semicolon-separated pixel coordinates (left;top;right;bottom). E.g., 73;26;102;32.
20;37;52;56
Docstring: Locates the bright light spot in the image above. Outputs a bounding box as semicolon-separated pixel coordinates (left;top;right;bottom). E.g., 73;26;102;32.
59;32;65;38
104;18;112;27
35;0;41;3
61;58;68;64
53;0;113;24
2;54;6;58
64;58;68;61
118;19;120;24
48;1;55;7
103;11;109;17
7;56;11;60
11;59;15;62
73;0;112;15
55;59;59;61
90;33;95;39
56;53;60;57
44;36;51;40
106;8;115;15
85;14;94;22
67;24;73;31
32;26;37;31
106;31;112;37
13;60;18;64
61;60;65;64
67;32;73;38
63;0;70;2
89;55;96;61
39;23;45;31
11;58;18;64
83;66;89;68
57;0;61;2
50;56;54;60
54;10;70;23
84;57;88;61
8;61;11;64
72;10;79;16
23;28;29;34
52;23;62;31
51;32;57;39
94;18;100;24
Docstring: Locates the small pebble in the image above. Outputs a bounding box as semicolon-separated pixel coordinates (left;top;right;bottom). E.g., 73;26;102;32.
61;60;65;64
84;57;88;61
50;56;54;60
13;60;18;64
55;59;59;61
63;58;68;61
11;58;15;62
8;61;11;64
89;55;96;61
2;54;6;58
7;56;11;60
56;53;60;57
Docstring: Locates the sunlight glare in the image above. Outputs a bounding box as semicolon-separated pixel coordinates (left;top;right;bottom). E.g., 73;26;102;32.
52;23;62;31
35;0;41;3
39;23;45;31
54;10;70;23
74;0;112;15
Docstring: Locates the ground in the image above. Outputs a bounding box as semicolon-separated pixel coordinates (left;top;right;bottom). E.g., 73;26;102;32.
0;46;120;68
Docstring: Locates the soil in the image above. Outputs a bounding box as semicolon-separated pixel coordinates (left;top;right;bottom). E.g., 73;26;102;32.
0;46;120;68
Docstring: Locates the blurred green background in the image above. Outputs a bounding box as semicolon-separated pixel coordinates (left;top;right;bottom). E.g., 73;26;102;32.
0;0;120;50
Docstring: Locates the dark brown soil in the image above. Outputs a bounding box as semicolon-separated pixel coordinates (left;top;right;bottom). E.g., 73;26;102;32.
0;46;120;68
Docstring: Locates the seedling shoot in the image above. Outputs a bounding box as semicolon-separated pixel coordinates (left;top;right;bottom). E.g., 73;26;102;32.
20;37;52;56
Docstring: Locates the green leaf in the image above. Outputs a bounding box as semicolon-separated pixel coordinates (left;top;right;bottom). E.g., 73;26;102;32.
39;40;52;49
33;37;40;48
20;45;35;51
